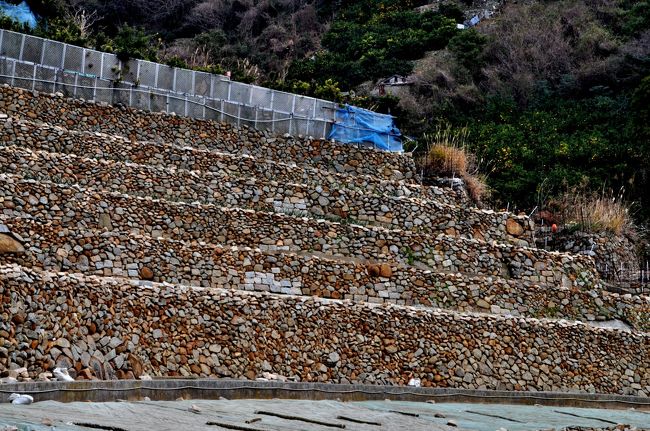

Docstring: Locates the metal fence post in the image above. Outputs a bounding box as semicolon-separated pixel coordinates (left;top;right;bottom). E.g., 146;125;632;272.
100;53;105;80
270;91;275;133
18;33;25;62
289;95;296;136
39;38;46;65
308;99;317;137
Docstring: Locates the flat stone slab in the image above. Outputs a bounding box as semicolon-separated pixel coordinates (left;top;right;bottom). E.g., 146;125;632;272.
0;398;649;431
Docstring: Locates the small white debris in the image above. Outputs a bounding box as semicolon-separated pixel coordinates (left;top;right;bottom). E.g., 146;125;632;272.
53;368;74;382
8;393;34;405
189;404;202;414
262;372;287;382
407;378;421;387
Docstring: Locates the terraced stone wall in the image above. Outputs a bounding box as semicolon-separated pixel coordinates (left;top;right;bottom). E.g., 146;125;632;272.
0;86;416;182
1;266;648;396
0;118;469;208
0;147;535;246
548;231;641;278
4;218;649;330
0;178;596;289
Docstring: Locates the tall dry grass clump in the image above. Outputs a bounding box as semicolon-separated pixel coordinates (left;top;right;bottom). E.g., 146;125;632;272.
420;124;468;177
417;124;488;203
556;188;635;235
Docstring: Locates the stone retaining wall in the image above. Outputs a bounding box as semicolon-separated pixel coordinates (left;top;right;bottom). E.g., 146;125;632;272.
0;118;469;208
0;147;534;245
1;265;648;395
0;86;417;182
3;219;648;331
545;231;641;278
0;177;598;288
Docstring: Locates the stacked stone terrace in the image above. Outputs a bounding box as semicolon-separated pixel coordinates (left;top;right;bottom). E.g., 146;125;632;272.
1;86;649;395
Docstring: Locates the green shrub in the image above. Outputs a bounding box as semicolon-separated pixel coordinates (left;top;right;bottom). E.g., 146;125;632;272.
165;56;188;69
105;25;159;62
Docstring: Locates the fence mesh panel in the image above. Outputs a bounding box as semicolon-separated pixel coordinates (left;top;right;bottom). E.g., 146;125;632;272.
174;68;192;94
1;31;22;59
187;95;205;119
250;86;273;109
13;61;34;90
41;40;64;69
84;50;102;76
34;66;56;93
95;79;112;104
101;53;119;80
193;71;211;97
22;35;42;64
272;92;293;115
63;45;83;71
137;61;156;88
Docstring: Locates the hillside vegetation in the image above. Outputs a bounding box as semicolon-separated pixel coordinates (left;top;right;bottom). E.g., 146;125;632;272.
1;0;649;227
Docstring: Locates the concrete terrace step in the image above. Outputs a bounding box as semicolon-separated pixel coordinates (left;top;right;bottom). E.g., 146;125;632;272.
0;85;417;182
0;146;535;246
0;117;470;208
2;218;648;332
1;263;649;394
0;176;599;289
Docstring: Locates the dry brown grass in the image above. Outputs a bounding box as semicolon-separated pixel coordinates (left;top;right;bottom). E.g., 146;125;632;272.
556;189;635;235
463;174;489;204
417;124;488;203
425;144;467;178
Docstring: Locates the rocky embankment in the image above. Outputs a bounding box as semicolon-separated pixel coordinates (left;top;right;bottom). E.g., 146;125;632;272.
1;265;649;396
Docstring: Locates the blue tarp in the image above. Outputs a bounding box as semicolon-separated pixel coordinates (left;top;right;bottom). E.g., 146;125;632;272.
0;1;37;28
328;105;403;152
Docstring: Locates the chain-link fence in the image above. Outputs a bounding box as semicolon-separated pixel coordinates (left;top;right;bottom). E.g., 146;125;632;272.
0;29;337;139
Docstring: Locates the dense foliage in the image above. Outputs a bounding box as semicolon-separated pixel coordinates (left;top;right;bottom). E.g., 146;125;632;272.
1;0;649;225
285;0;460;90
